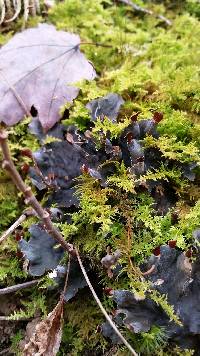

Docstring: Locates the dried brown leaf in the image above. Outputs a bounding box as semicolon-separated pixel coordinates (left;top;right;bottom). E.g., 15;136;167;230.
22;300;64;356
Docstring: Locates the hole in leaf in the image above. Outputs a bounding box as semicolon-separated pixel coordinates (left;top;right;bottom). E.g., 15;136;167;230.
30;105;38;117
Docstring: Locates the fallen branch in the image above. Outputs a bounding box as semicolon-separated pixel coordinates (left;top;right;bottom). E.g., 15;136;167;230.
0;208;35;244
0;279;40;295
116;0;172;26
0;129;75;256
76;248;138;356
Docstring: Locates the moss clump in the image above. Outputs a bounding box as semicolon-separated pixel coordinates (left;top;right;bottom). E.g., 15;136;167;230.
49;1;200;148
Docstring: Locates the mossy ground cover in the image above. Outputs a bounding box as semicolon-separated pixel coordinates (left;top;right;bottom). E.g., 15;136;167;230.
0;1;200;355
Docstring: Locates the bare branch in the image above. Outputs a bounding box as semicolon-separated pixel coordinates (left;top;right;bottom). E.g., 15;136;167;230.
76;248;138;356
0;129;75;256
0;213;26;244
0;208;35;244
0;316;31;321
0;279;40;295
116;0;172;26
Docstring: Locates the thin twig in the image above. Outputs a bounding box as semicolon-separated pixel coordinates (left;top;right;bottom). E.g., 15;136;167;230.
0;316;31;321
0;279;40;295
76;248;138;356
117;0;152;14
0;348;11;355
0;208;34;244
62;255;71;299
80;41;112;49
116;0;172;26
0;130;75;256
0;213;26;244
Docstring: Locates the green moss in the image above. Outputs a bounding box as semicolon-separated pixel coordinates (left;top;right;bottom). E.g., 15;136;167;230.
167;200;200;248
8;117;40;153
1;0;200;354
49;1;200;161
133;325;168;355
150;290;182;326
10;331;23;356
0;31;13;45
143;135;199;163
0;175;20;235
9;291;47;320
60;296;106;355
0;256;27;284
